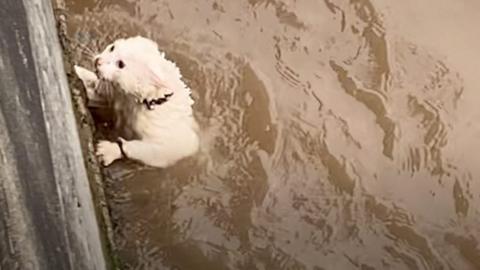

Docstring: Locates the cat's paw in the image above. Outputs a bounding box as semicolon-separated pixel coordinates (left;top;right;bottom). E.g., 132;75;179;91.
96;140;122;166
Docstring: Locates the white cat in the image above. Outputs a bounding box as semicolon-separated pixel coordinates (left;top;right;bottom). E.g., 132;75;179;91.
74;36;199;168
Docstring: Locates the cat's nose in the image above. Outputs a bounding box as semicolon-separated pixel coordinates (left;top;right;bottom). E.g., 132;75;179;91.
94;57;102;67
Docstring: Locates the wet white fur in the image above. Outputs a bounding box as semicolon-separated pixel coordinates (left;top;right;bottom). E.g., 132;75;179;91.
74;36;199;167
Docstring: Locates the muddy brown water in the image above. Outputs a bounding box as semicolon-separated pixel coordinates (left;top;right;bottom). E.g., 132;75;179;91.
63;0;480;269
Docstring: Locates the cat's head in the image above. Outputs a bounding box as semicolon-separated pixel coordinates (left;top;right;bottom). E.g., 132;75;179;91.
94;36;184;97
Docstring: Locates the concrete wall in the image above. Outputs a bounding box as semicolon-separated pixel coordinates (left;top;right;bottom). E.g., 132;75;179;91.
0;0;107;269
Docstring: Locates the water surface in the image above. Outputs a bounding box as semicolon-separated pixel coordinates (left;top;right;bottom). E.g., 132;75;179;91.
64;0;480;269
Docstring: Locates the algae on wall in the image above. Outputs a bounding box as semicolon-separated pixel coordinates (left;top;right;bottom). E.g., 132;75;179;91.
52;0;119;268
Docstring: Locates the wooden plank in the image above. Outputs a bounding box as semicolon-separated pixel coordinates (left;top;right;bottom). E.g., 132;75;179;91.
0;0;107;269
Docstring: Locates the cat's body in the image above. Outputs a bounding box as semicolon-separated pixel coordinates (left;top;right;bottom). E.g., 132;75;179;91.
75;36;199;167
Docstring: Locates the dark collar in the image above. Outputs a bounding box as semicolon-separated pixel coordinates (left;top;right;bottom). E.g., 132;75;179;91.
142;93;173;110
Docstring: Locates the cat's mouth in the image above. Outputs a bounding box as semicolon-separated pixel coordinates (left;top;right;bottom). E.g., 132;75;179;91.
94;67;103;80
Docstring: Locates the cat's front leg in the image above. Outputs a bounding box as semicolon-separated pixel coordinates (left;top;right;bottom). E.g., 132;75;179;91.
96;139;124;166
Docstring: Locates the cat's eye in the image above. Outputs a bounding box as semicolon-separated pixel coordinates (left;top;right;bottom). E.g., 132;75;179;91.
117;60;125;69
110;45;115;52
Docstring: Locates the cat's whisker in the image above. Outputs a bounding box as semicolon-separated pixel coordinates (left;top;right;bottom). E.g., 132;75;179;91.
78;49;94;58
112;33;124;42
64;36;97;56
94;38;103;53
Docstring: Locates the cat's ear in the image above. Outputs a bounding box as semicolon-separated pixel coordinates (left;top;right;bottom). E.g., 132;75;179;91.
74;65;106;107
74;65;99;90
147;64;169;90
134;61;171;92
